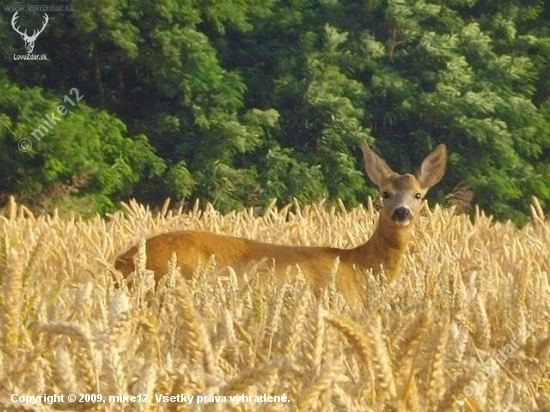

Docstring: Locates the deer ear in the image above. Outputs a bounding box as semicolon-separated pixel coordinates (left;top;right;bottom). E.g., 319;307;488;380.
415;144;447;189
361;143;396;187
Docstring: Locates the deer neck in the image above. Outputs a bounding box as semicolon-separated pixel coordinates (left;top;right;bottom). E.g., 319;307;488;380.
350;218;414;280
373;218;413;249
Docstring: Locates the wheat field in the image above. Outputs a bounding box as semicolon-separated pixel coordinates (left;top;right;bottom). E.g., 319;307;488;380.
0;196;549;411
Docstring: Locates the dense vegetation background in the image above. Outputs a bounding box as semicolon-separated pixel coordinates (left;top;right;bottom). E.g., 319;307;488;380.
1;0;549;224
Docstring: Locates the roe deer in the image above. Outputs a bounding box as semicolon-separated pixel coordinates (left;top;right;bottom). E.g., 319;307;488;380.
115;143;447;306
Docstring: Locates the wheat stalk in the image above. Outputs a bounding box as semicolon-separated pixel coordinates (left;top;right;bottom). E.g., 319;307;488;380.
1;198;549;411
176;279;218;377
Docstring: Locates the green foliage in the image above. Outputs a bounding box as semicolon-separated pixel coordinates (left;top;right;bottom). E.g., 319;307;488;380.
258;145;326;205
0;71;164;214
0;0;549;223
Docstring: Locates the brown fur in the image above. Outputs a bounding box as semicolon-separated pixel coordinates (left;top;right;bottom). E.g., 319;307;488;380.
115;143;447;307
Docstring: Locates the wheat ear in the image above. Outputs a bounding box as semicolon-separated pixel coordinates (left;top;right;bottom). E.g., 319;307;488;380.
176;280;218;376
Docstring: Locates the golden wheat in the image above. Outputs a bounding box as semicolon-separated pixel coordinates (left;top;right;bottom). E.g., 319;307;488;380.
0;197;548;411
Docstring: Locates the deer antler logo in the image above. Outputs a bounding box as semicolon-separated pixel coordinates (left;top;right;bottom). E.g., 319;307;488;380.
11;12;49;54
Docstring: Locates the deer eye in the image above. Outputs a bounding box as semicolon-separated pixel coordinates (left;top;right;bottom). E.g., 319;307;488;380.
382;191;391;199
414;193;422;200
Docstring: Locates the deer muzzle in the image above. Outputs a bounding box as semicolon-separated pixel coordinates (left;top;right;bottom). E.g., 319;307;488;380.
391;207;412;226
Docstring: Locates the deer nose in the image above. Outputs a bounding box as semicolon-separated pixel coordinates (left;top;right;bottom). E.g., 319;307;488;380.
392;207;411;222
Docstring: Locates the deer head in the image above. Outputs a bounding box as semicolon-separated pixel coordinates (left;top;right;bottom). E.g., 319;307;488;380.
12;12;49;54
361;143;447;228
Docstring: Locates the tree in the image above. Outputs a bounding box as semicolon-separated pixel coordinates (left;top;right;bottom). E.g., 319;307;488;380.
0;70;165;214
1;0;548;222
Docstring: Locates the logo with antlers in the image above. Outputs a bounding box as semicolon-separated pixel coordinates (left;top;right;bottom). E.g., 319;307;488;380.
11;12;49;54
